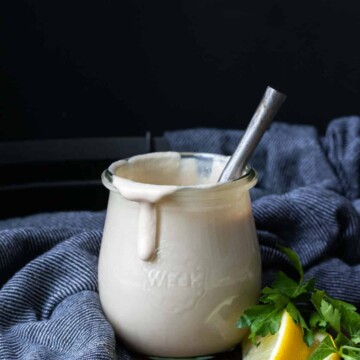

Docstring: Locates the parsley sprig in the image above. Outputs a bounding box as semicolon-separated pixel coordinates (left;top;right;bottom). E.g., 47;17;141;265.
237;245;360;360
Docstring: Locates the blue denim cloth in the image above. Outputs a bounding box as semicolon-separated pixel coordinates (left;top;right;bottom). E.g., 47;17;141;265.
0;117;360;359
0;212;131;360
166;116;360;303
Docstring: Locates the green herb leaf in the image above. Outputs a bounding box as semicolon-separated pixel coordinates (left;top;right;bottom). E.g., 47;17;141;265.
311;291;341;333
304;277;316;293
272;271;308;298
303;329;315;349
308;335;338;360
340;345;360;360
237;304;283;343
259;287;289;307
276;245;304;282
309;311;328;330
320;299;341;333
311;289;326;311
237;246;360;359
335;333;353;348
352;335;360;346
326;295;360;345
286;302;314;346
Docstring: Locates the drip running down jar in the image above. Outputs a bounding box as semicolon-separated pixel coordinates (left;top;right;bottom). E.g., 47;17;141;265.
98;152;261;357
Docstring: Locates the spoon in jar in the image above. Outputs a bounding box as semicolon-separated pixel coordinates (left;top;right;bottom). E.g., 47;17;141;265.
218;86;287;183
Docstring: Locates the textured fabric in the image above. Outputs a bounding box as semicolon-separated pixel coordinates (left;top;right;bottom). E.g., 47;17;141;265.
0;212;130;360
166;116;360;304
1;117;360;359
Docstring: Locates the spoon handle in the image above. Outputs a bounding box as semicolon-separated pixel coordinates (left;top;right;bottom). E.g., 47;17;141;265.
218;86;287;183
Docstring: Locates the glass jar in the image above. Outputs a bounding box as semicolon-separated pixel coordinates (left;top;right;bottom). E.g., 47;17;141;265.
99;152;261;357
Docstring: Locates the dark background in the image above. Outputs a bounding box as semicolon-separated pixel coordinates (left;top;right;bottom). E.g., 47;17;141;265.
1;0;360;140
1;0;360;218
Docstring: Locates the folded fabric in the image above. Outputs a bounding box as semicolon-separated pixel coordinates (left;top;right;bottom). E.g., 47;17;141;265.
0;116;359;359
166;116;360;302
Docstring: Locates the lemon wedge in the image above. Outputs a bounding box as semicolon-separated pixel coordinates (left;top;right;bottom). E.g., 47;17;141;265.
242;314;341;360
242;310;311;360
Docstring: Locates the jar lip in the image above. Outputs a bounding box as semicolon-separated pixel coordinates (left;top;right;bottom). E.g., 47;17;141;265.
102;151;257;195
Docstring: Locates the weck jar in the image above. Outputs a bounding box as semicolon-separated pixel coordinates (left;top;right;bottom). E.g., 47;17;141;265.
98;151;261;357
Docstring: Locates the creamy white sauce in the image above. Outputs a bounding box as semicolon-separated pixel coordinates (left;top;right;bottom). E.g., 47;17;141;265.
111;152;226;261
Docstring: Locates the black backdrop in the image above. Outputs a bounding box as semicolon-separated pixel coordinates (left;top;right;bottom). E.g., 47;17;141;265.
1;0;360;140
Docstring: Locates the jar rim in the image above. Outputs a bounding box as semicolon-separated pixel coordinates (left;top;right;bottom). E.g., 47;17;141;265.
102;152;257;196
